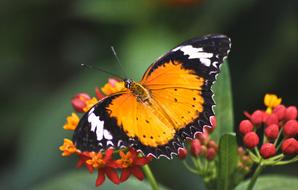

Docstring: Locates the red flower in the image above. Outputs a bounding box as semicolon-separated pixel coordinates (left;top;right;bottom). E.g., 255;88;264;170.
206;148;216;160
178;148;188;160
85;149;120;186
265;113;279;126
283;120;298;137
273;105;286;120
285;106;297;120
239;120;254;135
260;143;276;158
206;116;216;134
250;110;264;125
71;93;91;112
195;130;209;144
281;138;298;155
191;139;201;157
95;87;105;100
116;149;150;182
264;124;279;140
243;132;259;148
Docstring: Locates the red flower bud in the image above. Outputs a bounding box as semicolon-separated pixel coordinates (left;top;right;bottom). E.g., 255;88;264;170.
251;110;264;125
178;148;188;160
206;116;216;134
95;87;105;100
243;132;259;148
273;105;286;120
237;147;245;156
281;138;298;155
239;120;254;135
207;140;218;152
71;93;91;112
265;113;279;126
264;124;279;139
283;120;298;137
195;131;209;144
260;143;276;158
190;139;201;157
206;148;217;160
200;145;207;156
285;106;297;120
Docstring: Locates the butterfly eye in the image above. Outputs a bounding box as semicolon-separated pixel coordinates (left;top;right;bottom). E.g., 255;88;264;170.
124;79;132;89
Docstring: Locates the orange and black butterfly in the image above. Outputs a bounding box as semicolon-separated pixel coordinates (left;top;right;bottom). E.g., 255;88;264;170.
73;34;231;159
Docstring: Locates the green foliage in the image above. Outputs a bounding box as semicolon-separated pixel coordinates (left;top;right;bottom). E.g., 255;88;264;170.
212;61;234;141
235;175;298;190
217;133;239;190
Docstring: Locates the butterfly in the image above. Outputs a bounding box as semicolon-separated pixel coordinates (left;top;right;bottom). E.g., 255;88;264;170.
73;34;231;159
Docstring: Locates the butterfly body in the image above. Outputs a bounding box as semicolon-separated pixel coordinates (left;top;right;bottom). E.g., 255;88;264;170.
124;79;151;102
73;34;231;159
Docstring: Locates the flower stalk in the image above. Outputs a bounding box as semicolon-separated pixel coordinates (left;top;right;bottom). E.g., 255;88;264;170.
246;163;265;190
142;164;159;190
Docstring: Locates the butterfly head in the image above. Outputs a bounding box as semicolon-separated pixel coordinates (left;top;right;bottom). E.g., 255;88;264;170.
124;78;134;89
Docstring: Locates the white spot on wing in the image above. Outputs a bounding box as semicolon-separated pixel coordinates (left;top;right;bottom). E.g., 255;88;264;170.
88;112;105;141
172;45;213;67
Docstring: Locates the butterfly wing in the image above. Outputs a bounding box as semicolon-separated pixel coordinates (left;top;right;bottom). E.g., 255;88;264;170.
72;94;133;152
141;34;231;139
73;93;183;158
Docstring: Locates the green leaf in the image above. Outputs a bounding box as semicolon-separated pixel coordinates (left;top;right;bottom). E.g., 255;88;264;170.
30;170;169;190
235;175;298;190
217;133;239;190
212;61;234;142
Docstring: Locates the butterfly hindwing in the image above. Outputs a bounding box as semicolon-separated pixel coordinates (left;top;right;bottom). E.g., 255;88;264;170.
72;94;133;152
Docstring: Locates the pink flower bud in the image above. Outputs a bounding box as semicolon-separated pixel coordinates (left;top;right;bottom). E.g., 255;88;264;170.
260;143;276;158
251;110;263;125
71;93;91;112
200;145;207;156
273;105;286;120
285;106;297;120
283;120;298;137
281;138;298;155
195;131;209;144
206;148;217;160
95;87;105;100
265;113;279;126
243;132;259;148
264;124;279;139
206;116;216;134
191;139;201;157
207;140;218;152
178;148;188;160
239;120;254;135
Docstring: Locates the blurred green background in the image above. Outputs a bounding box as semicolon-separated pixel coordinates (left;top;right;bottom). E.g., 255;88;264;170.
0;0;297;189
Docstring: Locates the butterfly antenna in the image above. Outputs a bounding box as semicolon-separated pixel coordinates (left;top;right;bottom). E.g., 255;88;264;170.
111;46;129;79
81;64;124;80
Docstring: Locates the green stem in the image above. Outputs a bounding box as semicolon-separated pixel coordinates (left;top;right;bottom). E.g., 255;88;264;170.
143;164;159;190
246;164;265;190
182;160;198;174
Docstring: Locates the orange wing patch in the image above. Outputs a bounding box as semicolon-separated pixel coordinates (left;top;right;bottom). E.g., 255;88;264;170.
141;60;204;90
107;94;175;147
142;60;205;130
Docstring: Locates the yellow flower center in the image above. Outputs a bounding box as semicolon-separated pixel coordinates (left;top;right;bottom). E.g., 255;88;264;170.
86;152;106;168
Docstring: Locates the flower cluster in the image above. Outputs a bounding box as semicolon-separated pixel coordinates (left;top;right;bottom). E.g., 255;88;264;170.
178;116;220;186
239;94;298;164
59;78;151;187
